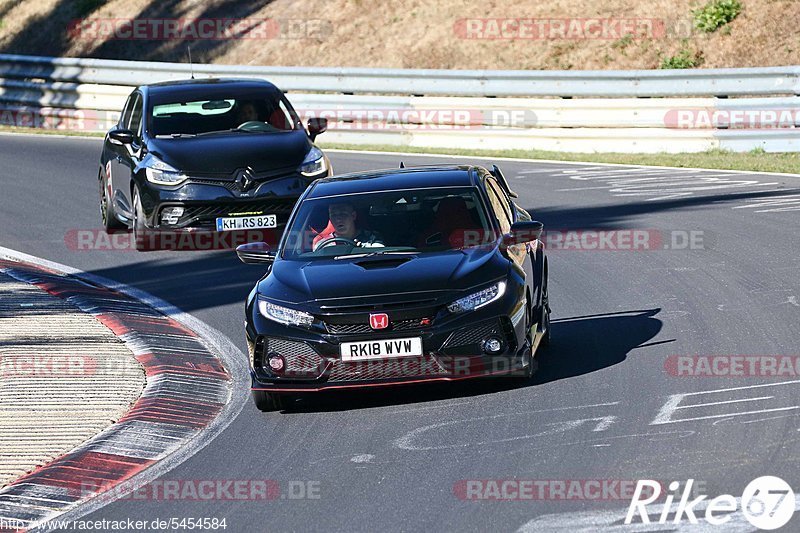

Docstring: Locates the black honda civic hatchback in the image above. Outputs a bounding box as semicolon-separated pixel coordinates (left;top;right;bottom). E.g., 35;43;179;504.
237;164;551;411
98;78;331;250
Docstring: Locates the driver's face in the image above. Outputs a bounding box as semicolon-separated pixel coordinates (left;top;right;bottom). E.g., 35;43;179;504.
238;103;258;122
329;205;357;239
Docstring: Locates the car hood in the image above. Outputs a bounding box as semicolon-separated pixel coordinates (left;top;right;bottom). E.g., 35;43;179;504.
146;129;311;174
259;248;510;305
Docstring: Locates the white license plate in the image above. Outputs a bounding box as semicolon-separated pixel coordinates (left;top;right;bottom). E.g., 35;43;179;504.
340;337;423;361
215;214;276;232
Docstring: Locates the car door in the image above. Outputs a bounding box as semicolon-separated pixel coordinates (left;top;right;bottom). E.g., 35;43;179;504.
109;92;144;212
104;93;134;207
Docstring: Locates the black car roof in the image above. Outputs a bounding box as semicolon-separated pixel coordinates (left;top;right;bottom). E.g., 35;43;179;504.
141;78;282;101
305;166;483;199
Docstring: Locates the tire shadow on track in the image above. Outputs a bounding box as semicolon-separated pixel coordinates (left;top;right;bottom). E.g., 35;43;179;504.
278;308;665;414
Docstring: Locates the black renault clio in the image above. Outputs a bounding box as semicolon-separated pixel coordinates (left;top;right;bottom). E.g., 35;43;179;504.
98;78;330;250
237;164;551;411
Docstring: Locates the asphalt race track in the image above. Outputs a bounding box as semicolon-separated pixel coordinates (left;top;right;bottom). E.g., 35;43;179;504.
2;133;800;531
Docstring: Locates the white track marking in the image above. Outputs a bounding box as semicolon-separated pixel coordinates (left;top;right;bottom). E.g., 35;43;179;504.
394;402;619;451
732;194;800;212
651;380;800;426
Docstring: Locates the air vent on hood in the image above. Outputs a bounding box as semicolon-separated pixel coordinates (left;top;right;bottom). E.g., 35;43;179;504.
354;257;413;269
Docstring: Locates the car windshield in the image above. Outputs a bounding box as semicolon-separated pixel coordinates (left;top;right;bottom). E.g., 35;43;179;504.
149;91;300;136
280;187;498;260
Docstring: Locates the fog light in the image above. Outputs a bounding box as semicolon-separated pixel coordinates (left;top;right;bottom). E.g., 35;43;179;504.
160;207;184;225
267;353;285;372
482;337;503;354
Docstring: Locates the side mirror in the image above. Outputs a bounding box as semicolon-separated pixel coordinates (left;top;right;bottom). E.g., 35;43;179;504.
503;220;544;246
236;242;276;264
307;117;328;140
108;128;134;146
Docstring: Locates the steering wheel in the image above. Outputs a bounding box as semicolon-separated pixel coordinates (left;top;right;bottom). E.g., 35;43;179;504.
236;121;268;131
313;236;358;251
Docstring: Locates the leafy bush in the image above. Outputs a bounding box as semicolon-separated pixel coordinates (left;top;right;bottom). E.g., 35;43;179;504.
693;0;742;33
660;47;704;69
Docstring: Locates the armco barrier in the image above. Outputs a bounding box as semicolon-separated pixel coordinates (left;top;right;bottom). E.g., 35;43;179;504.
1;54;799;97
0;54;798;153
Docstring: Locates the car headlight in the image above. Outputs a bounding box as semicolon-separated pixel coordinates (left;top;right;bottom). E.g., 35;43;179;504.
447;281;506;314
299;146;327;177
258;298;314;327
144;156;188;185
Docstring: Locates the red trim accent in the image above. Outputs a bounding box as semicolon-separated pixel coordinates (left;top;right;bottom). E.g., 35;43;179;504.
252;368;519;392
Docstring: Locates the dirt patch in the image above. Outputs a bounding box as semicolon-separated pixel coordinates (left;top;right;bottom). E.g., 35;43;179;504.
0;0;797;69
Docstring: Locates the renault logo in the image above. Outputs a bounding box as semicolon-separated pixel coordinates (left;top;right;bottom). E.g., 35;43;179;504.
235;168;255;192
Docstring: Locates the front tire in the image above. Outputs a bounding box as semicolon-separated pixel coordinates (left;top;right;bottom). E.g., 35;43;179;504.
520;294;539;380
252;390;290;412
540;263;551;347
99;170;125;231
132;188;149;251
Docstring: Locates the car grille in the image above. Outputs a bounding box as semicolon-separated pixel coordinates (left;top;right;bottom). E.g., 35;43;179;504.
439;317;517;356
325;318;428;335
317;297;440;315
327;355;448;382
261;337;326;378
191;179;244;193
442;320;503;348
188;165;300;191
175;199;297;227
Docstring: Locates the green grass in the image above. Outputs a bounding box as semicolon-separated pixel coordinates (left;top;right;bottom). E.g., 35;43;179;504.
660;46;704;69
2;126;797;174
317;142;800;175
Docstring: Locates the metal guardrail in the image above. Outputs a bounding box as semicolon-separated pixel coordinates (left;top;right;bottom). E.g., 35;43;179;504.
0;54;798;153
1;54;799;97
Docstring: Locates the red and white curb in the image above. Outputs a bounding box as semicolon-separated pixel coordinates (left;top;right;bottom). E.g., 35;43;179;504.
0;249;248;532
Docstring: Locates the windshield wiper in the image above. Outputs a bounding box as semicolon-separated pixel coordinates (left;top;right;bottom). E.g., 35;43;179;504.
193;128;260;137
156;133;196;138
334;250;420;260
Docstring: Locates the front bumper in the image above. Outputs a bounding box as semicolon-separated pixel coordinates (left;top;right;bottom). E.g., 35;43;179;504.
247;313;530;392
135;172;320;248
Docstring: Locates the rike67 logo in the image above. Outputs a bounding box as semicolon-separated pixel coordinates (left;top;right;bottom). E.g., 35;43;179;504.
626;477;796;530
